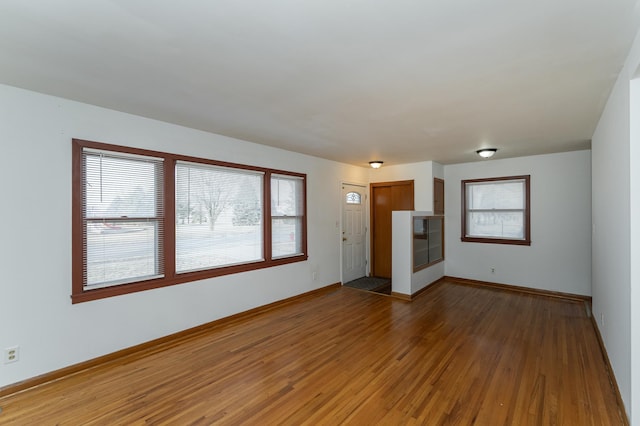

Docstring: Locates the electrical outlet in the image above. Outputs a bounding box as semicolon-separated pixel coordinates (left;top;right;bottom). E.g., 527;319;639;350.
491;267;495;274
4;346;19;364
312;271;318;281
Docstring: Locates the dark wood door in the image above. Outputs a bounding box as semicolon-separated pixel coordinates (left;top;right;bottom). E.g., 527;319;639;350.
372;186;392;278
370;180;414;278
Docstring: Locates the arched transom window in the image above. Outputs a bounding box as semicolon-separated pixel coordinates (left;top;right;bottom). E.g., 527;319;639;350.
346;191;362;204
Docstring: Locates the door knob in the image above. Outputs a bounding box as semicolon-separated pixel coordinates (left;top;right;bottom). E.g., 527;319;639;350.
343;237;347;242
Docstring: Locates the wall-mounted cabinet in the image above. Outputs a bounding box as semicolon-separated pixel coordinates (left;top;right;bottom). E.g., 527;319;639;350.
413;216;444;272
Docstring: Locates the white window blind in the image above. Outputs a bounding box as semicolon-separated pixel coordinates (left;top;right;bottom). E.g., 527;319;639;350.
271;174;304;258
82;148;164;289
175;161;264;273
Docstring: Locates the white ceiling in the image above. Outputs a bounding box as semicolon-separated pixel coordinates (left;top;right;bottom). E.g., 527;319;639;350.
1;1;639;166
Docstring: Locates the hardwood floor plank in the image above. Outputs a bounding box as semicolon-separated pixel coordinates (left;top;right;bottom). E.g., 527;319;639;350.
0;281;625;425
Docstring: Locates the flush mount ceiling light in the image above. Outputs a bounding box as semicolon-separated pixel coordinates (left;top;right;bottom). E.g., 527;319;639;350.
369;161;384;169
476;148;497;159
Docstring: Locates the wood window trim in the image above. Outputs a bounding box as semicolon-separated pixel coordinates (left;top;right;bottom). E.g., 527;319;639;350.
72;139;308;304
433;177;444;215
460;175;531;246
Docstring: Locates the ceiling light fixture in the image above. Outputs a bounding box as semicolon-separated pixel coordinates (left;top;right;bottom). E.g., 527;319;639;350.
369;161;383;169
476;148;497;158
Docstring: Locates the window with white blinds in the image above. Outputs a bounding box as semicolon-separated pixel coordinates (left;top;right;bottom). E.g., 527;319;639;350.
271;174;305;258
462;175;531;245
175;161;264;272
72;139;307;303
82;148;164;289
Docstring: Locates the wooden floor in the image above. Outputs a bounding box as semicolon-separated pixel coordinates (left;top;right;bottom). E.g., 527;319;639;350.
0;281;625;425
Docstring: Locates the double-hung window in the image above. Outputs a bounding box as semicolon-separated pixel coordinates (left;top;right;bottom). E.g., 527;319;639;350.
271;174;305;258
461;175;531;245
80;148;165;289
72;139;307;303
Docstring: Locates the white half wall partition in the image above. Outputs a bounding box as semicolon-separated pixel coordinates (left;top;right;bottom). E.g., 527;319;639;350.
392;211;445;296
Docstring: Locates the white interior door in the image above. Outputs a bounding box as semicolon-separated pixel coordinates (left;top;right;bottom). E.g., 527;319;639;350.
342;184;366;283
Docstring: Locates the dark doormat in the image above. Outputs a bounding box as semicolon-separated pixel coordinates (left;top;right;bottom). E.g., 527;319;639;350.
344;276;392;294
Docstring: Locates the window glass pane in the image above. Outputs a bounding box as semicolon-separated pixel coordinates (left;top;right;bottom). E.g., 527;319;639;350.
271;175;303;216
83;150;164;289
271;174;304;258
466;211;524;239
86;220;162;287
346;191;361;204
272;218;303;258
467;181;524;210
176;162;263;273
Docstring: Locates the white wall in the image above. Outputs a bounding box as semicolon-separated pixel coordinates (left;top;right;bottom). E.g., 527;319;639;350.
592;27;640;422
0;84;368;388
369;161;438;211
432;162;444;181
631;76;640;426
444;150;592;296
